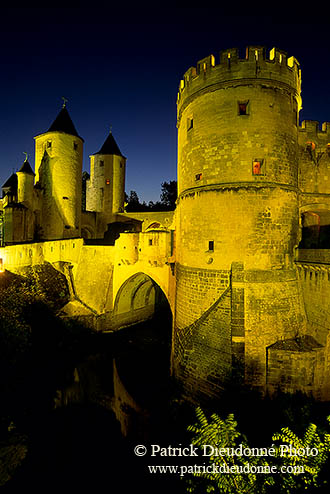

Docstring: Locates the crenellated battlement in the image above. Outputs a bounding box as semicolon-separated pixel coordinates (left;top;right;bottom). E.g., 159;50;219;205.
299;120;330;142
177;46;301;111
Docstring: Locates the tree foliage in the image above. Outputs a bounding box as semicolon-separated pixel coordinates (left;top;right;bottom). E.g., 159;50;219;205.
160;180;177;209
0;266;89;431
125;180;177;212
186;407;330;494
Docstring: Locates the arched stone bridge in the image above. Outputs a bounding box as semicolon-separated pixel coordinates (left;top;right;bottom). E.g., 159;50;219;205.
0;225;176;332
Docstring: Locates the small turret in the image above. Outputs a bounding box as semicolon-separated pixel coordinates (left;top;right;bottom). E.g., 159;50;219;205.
2;173;18;204
16;156;35;207
95;131;125;158
86;130;126;218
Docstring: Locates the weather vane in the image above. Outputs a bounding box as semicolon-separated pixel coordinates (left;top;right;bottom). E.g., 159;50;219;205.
23;152;28;162
62;96;68;108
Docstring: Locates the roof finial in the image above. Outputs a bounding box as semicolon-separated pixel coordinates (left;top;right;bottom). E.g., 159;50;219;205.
62;96;68;108
23;152;28;162
109;125;112;134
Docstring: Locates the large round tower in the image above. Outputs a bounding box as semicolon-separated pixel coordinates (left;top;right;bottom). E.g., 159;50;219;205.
34;104;83;240
173;46;306;400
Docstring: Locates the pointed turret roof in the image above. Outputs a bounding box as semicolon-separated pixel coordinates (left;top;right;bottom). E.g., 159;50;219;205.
47;105;81;138
94;132;125;157
2;173;18;196
17;160;35;175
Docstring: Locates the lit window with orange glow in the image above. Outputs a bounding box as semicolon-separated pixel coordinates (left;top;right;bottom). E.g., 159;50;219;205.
195;173;202;181
306;141;316;152
252;159;264;175
106;179;110;185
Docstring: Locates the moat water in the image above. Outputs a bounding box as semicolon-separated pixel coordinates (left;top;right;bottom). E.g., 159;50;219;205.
5;313;190;493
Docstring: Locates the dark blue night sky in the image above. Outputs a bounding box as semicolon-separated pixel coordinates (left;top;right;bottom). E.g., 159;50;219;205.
0;9;329;202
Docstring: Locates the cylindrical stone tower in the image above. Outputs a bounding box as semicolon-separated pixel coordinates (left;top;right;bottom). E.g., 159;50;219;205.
16;159;35;207
34;105;83;240
173;46;306;401
86;131;126;219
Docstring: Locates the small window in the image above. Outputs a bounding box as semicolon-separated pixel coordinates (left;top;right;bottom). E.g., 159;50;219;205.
195;173;202;181
100;160;104;166
208;240;214;252
149;239;153;246
62;196;69;200
187;117;193;131
73;142;78;150
306;142;316;152
238;101;249;116
252;159;264;175
106;179;110;185
47;140;52;148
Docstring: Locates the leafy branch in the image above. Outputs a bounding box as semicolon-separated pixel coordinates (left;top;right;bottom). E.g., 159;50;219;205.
186;407;330;494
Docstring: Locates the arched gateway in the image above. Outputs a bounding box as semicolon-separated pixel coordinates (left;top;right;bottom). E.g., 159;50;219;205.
112;272;171;331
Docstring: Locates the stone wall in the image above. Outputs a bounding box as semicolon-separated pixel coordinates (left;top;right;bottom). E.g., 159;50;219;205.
266;336;325;399
176;187;299;271
298;121;330;195
175;264;230;329
244;269;307;390
174;282;232;402
296;260;330;345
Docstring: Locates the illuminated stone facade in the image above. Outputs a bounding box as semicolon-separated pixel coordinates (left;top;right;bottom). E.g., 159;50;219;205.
173;46;330;401
1;46;330;402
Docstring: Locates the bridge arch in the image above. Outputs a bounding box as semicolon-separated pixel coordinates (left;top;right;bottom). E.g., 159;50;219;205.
112;272;171;330
81;225;95;239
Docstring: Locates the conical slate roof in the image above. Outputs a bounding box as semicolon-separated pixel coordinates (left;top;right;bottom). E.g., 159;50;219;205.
2;173;18;193
17;160;35;175
47;106;80;138
94;132;124;157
